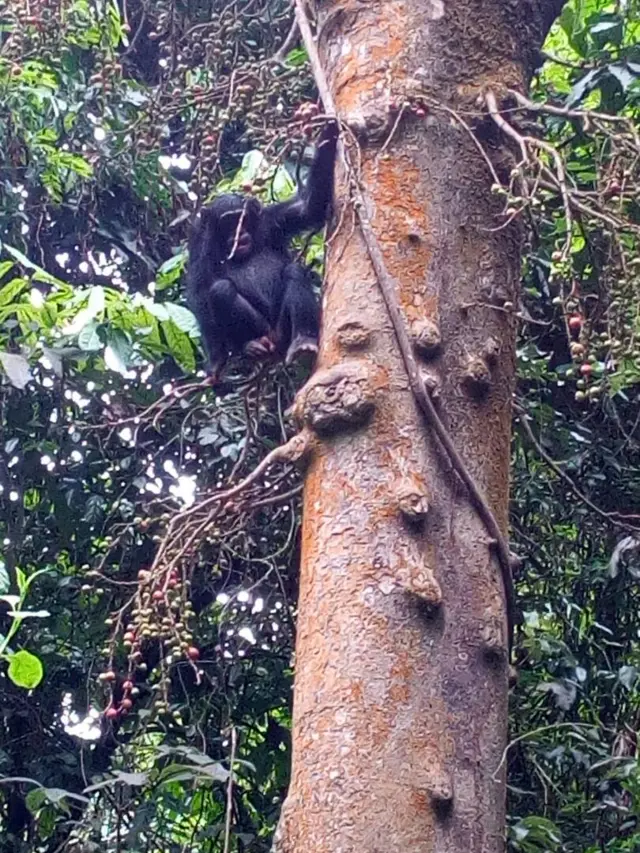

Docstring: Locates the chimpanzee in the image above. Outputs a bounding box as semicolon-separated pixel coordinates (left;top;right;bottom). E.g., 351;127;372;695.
186;119;339;380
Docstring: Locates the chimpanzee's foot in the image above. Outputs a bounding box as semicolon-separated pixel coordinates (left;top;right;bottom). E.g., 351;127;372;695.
244;336;276;359
203;358;228;385
285;336;318;369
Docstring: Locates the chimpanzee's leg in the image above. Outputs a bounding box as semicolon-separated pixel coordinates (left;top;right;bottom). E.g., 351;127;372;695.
209;278;274;361
198;315;228;380
275;264;320;367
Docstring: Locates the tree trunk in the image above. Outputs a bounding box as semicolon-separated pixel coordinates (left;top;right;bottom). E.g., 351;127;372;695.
276;2;564;851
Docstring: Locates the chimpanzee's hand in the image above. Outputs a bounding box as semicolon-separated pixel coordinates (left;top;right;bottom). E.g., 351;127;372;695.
243;336;277;359
318;118;339;146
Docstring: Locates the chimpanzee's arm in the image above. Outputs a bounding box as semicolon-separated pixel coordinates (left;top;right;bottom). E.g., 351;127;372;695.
186;221;228;376
264;119;339;241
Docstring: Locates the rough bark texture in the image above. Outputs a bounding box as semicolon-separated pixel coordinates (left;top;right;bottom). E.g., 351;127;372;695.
275;2;562;852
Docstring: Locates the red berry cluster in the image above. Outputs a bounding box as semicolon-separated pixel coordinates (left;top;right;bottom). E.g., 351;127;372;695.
102;677;137;720
388;97;429;118
100;565;201;718
294;101;321;139
293;101;319;122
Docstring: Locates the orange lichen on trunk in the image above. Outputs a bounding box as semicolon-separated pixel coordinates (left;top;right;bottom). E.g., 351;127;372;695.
275;1;562;852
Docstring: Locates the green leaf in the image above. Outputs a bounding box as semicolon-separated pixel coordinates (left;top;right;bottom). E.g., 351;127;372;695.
77;322;102;351
2;244;67;286
165;303;199;335
140;298;170;321
87;285;105;317
283;46;308;67
19;568;49;595
240;149;266;180
558;4;575;39
608;63;635;91
558;4;587;56
154;761;229;786
26;786;88;813
618;665;637;690
113;771;149;786
0;276;27;307
156;252;186;290
41;345;64;377
57;151;94;178
510;815;562;849
105;328;133;369
122;87;149;106
25;788;48;813
0;351;32;389
0;260;14;279
567;68;602;107
15;567;26;593
591;20;619;34
590;17;623;46
198;426;219;446
272;164;296;199
162;320;196;372
83;494;107;524
7;649;44;689
36;128;58;145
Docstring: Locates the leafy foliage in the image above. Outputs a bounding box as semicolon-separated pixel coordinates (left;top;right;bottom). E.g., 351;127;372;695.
0;1;314;850
0;0;639;851
507;2;640;850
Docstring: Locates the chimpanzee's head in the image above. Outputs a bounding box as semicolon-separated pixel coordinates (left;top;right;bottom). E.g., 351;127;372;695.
200;194;263;263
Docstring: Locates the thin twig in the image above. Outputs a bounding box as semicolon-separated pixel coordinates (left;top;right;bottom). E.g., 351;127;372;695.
515;405;640;531
438;103;503;188
486;90;574;260
245;482;303;510
151;433;309;569
509;89;640;138
492;722;597;780
273;17;300;63
223;726;237;853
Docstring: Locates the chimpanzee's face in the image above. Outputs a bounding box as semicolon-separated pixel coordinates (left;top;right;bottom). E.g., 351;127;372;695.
204;195;262;262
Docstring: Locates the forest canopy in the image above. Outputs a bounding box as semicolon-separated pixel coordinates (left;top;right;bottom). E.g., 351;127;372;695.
1;0;640;851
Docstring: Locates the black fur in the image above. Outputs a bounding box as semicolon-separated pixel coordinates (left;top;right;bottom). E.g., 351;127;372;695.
187;120;339;378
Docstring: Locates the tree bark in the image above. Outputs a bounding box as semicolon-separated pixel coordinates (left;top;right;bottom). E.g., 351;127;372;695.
275;2;562;851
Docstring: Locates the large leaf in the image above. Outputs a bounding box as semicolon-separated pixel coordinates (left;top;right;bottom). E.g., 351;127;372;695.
566;68;602;106
77;321;102;351
240;149;267;180
165;303;199;335
0;351;32;389
156;252;187;290
26;786;89;813
0;276;28;306
7;649;44;689
2;244;67;286
162;319;196;372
